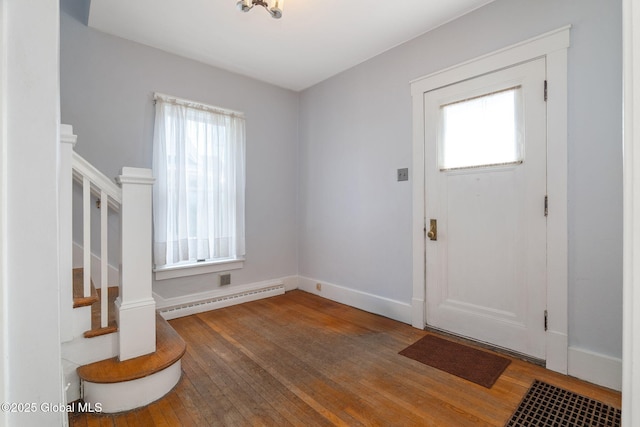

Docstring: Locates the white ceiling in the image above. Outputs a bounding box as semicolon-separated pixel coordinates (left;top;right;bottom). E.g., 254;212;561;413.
88;0;495;91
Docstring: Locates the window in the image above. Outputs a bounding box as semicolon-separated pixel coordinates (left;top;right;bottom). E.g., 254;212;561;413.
152;93;245;278
440;86;523;170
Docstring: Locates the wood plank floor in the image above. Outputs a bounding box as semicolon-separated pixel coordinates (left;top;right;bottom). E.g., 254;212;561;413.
69;290;621;426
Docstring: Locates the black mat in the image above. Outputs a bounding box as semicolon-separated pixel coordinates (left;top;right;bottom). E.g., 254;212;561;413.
505;380;621;427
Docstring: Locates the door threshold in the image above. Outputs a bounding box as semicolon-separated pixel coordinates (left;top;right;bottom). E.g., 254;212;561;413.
424;325;546;367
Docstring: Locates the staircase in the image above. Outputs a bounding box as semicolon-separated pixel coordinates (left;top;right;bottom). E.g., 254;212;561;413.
77;313;185;413
60;124;185;413
72;267;118;338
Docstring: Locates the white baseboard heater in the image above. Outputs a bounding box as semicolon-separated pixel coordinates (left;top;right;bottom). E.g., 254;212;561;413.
157;283;285;320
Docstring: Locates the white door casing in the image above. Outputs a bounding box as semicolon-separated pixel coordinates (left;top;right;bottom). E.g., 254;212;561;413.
411;26;570;373
622;0;640;424
424;58;547;360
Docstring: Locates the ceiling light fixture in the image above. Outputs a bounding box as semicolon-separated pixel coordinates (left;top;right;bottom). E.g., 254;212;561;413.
236;0;284;19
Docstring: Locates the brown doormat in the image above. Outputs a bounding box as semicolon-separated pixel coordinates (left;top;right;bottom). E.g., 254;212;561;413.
505;380;621;427
399;334;511;388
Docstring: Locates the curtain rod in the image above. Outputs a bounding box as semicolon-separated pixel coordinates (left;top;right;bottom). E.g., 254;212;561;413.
153;92;245;118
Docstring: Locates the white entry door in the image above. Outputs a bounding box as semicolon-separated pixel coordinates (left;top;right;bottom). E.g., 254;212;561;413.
424;58;547;360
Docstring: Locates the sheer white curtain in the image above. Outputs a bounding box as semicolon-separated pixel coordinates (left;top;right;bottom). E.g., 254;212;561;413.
152;94;245;267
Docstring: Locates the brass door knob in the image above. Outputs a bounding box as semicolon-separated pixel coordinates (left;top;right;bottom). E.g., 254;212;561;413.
427;219;437;241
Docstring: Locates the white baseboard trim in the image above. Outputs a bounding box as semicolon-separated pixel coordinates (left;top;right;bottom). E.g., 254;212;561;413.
411;297;425;329
153;274;412;324
282;275;299;292
568;346;622;391
546;330;568;374
297;276;412;324
155;278;291;320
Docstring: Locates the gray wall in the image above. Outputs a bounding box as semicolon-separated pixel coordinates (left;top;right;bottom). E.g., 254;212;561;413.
298;0;623;358
60;0;299;298
62;0;623;360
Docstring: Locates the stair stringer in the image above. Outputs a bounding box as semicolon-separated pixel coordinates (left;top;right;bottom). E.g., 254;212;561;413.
61;332;118;403
71;306;92;338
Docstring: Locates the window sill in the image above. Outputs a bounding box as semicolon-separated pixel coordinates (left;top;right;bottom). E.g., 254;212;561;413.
154;258;244;281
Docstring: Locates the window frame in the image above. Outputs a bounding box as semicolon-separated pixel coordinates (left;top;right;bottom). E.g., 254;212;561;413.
151;92;246;280
439;85;524;171
154;257;244;280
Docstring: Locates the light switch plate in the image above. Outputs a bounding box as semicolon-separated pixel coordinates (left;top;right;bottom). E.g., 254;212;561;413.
397;168;409;181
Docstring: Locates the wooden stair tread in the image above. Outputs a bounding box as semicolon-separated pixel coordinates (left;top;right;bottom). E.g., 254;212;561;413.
90;286;119;332
72;268;98;308
77;314;186;384
73;267;119;337
83;322;118;338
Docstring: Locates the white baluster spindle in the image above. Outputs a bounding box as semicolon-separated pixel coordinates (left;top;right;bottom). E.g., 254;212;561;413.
100;190;108;328
83;176;91;298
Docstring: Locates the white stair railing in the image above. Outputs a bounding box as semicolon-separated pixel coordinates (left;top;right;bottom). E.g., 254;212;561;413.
60;125;156;361
72;152;121;329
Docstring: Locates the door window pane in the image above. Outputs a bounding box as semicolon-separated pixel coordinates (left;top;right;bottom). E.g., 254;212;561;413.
440;86;523;170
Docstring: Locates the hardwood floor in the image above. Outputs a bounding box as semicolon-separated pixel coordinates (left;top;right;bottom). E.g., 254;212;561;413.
69;290;621;426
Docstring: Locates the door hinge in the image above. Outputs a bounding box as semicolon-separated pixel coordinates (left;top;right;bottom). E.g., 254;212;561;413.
544;195;548;217
544;310;548;331
544;80;548;102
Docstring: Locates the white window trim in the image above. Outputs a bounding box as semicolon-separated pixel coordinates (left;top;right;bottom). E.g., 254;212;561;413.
154;258;245;280
410;25;570;374
152;92;246;274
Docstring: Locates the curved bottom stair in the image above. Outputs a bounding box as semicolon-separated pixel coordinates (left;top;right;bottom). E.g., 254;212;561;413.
77;313;186;413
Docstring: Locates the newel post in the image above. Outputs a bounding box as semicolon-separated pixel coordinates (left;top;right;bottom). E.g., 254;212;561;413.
116;167;156;361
